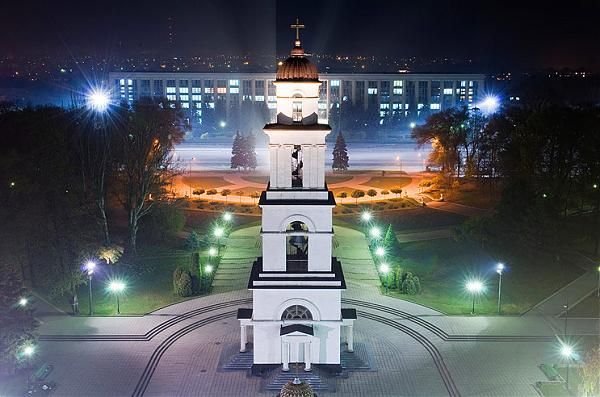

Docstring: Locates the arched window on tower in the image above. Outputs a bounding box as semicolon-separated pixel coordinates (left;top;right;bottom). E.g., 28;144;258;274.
286;221;308;271
292;101;303;122
281;305;313;321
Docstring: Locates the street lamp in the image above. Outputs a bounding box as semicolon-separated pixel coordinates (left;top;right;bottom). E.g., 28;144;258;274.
205;264;214;274
379;263;390;293
560;343;575;391
360;211;372;222
375;246;386;257
223;212;233;222
107;280;126;315
20;344;36;359
466;279;485;315
369;226;381;240
219;121;227;128
208;247;218;257
85;260;97;315
409;122;416;129
496;263;504;314
18;297;28;307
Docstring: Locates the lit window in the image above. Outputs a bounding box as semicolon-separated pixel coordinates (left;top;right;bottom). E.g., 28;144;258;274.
430;103;441;110
127;79;133;85
204;87;214;94
217;87;227;94
229;79;239;86
418;103;424;109
292;101;302;122
393;80;403;87
192;87;201;93
119;79;125;85
230;87;239;94
255;95;265;101
380;103;390;109
180;95;189;101
192;95;201;101
179;87;188;94
461;81;466;87
330;80;340;86
207;102;215;109
443;88;453;95
195;102;202;108
167;94;176;101
181;103;189;108
393;88;403;95
166;87;176;94
368;88;378;95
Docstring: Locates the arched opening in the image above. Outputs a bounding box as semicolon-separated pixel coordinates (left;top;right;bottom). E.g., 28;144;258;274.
291;145;303;187
286;221;308;271
281;305;313;321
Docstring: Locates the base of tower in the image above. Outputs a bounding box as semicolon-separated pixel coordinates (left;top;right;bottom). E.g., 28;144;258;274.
251;363;280;377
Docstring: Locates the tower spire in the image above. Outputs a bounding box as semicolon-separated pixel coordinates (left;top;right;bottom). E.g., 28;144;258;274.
290;18;305;47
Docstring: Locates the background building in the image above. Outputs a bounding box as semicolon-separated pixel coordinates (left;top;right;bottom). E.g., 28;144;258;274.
108;71;485;139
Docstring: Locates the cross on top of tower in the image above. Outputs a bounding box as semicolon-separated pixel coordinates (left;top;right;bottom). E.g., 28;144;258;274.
290;18;305;46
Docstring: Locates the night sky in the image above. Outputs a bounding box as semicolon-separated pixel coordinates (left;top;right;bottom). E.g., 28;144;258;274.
1;0;599;70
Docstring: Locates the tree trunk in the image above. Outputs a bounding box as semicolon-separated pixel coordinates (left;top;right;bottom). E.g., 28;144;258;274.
128;210;138;256
98;196;110;246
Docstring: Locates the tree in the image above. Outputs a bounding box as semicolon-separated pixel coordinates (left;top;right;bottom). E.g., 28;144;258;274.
173;267;193;297
367;189;378;198
242;133;258;170
0;272;38;374
390;188;403;196
221;189;232;203
230;130;244;170
579;346;600;397
113;99;186;255
332;131;349;171
337;191;348;202
351;190;365;204
139;202;186;244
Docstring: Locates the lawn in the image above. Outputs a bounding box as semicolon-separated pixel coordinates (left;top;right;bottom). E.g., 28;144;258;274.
537;382;570;397
182;176;231;189
444;180;500;209
385;238;585;315
360;176;412;189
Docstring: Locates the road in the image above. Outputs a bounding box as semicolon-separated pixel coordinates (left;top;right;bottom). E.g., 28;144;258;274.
173;142;431;172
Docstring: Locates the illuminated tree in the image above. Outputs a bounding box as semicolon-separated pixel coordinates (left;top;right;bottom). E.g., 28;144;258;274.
230;131;244;170
579;346;600;397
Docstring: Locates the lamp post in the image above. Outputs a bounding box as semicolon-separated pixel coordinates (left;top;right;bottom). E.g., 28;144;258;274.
560;344;574;391
107;280;126;315
466;280;485;315
597;265;600;298
496;263;504;314
214;226;224;254
85;261;97;315
379;263;390;293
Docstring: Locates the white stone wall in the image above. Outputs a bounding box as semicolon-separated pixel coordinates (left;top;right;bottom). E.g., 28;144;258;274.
252;289;342;364
273;81;321;120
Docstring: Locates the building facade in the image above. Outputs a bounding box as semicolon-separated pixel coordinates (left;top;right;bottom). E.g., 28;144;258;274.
108;70;485;132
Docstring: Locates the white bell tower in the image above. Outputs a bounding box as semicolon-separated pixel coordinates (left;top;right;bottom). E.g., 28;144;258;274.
238;20;355;375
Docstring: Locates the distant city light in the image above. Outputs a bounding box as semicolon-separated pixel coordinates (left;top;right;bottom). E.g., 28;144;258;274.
219;121;227;128
87;88;110;112
360;211;372;222
477;95;500;115
10;181;15;188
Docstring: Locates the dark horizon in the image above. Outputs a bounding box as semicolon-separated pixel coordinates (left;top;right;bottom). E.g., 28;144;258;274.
1;0;600;71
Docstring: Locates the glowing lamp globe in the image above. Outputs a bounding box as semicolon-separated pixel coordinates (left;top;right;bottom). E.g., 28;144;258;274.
87;89;110;112
466;280;484;294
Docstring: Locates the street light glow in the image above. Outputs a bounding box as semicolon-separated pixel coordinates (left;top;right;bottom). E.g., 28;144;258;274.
219;121;226;128
22;344;35;357
379;263;390;273
18;297;28;307
369;226;381;239
107;280;126;293
496;263;504;274
214;227;224;238
477;95;500;115
360;211;372;222
223;212;233;222
560;344;574;359
205;264;214;273
87;88;110;112
85;260;97;275
375;247;385;257
466;280;485;294
208;247;218;256
409;122;416;129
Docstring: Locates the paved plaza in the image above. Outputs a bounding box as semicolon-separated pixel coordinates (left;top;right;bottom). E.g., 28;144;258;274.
32;225;598;396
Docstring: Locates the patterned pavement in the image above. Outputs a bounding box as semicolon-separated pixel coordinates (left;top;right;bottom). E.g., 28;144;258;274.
31;225;598;397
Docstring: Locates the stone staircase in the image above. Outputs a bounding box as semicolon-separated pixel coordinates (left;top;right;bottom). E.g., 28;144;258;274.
264;366;334;392
211;227;260;293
